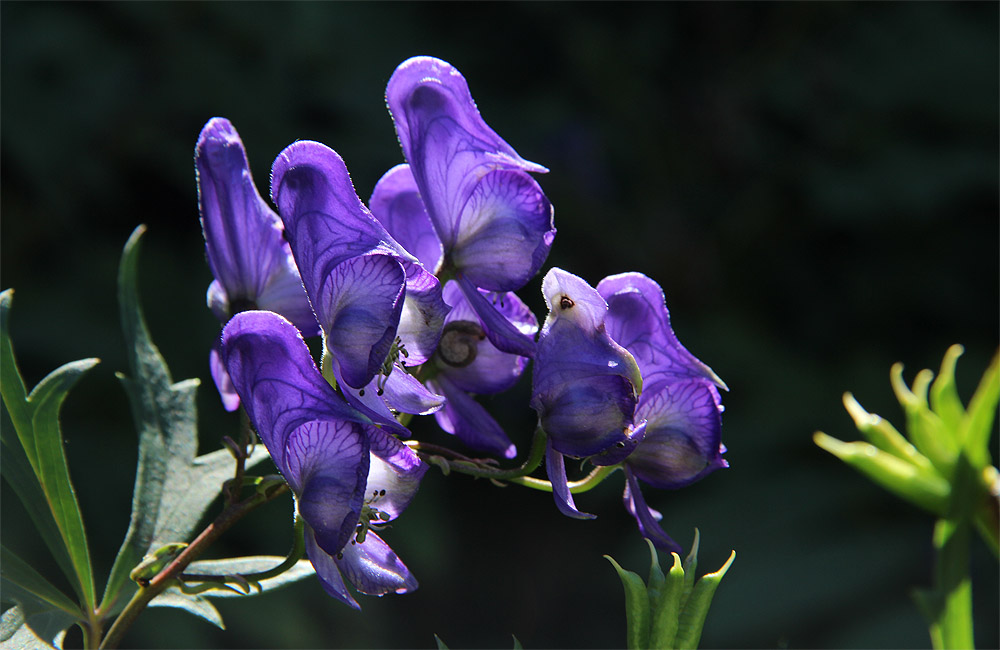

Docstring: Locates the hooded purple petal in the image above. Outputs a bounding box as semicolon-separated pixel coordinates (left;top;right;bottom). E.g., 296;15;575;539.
209;341;241;412
623;468;682;553
271;140;423;388
335;531;418;597
626;379;727;489
285;420;370;556
386;57;554;288
221;311;365;472
396;261;449;367
196;118;317;336
436;281;534;395
531;269;643;458
369;164;443;273
430;376;517;459
597;273;726;391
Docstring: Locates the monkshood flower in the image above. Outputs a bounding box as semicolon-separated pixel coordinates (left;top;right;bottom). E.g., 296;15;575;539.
195;117;318;411
532;269;727;551
384;56;556;358
270;140;448;430
422;281;538;459
221;310;426;609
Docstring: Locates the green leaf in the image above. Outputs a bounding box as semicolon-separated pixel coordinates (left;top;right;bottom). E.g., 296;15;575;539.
813;432;949;515
842;393;934;472
681;530;700;610
1;288;99;611
648;551;684;650
0;606;75;650
511;634;523;650
147;589;224;630
0;546;81;619
183;557;315;597
961;350;998;469
891;364;958;472
929;345;966;434
100;226;269;615
605;555;650;650
434;634;449;650
0;422;76;599
675;551;735;650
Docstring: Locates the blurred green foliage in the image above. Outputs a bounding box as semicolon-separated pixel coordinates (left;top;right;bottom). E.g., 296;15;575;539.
2;3;997;648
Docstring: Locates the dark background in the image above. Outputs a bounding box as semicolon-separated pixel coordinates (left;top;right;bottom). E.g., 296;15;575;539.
2;2;997;648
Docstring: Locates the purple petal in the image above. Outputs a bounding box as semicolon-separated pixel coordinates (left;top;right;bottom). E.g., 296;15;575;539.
545;441;595;520
597;273;726;391
339;364;444;424
369;164;443;272
335;531;418;596
451;169;554;291
623;468;681;553
430;377;517;459
209;341;240;412
436;282;534;394
385;57;553;275
285;420;369;556
221;310;363;472
270;140;420;384
323;254;406;389
531;269;643;458
626;379;727;489
196;118;316;335
456;275;536;358
363;427;428;520
589;419;647;467
305;526;359;609
396;262;448;367
334;364;413;437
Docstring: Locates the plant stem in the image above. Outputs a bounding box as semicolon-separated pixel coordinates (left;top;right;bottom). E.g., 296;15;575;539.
98;483;289;649
507;465;620;493
415;426;548;480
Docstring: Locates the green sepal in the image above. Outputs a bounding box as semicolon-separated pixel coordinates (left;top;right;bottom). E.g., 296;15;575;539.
604;555;651;650
813;432;949;515
674;550;736;650
842;393;933;472
0;289;98;611
960;350;998;470
929;345;966;435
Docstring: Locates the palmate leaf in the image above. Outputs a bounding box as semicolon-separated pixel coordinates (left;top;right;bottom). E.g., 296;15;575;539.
0;289;98;612
99;226;269;616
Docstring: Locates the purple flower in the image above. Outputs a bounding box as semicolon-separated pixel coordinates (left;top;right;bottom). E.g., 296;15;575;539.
423;281;538;459
221;310;426;608
270;140;448;430
195;118;318;411
532;269;727;550
383;56;556;357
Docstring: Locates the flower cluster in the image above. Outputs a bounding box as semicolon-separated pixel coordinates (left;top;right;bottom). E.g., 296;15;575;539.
195;56;725;605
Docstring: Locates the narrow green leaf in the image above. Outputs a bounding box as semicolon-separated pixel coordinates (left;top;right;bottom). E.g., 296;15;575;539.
681;530;700;606
147;589;224;630
511;635;523;650
842;393;934;472
434;634;449;650
0;423;76;596
891;364;958;472
813;432;949;515
960;350;998;469
929;345;966;434
0;546;82;619
675;550;735;650
0;290;34;471
0;606;75;650
648;552;684;650
26;359;100;611
183;557;315;597
605;555;650;650
100;227;269;615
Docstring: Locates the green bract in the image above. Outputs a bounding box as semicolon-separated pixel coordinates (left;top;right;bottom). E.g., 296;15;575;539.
605;531;735;650
814;345;999;649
